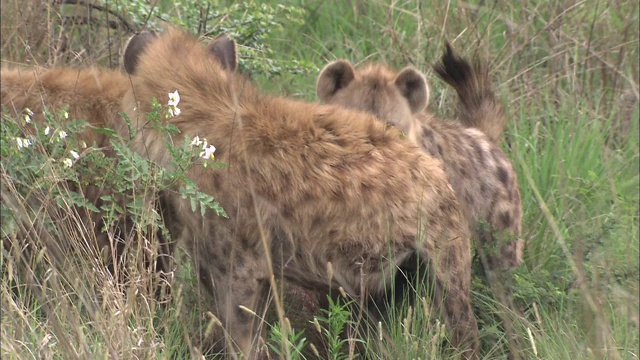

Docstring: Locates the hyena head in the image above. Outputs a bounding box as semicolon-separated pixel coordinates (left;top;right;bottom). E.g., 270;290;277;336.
317;60;429;140
123;30;238;75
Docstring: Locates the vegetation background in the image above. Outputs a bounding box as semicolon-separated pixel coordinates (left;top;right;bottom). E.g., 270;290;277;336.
1;0;638;359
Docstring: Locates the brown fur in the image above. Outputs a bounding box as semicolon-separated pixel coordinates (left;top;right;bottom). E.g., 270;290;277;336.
121;29;479;359
316;52;524;272
0;66;142;263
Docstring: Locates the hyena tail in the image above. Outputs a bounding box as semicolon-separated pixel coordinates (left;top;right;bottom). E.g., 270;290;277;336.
433;42;508;143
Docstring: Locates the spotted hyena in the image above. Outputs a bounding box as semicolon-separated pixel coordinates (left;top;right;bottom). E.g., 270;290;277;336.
316;43;524;272
120;29;479;359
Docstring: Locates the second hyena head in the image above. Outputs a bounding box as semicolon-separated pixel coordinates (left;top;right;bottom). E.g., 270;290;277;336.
316;60;428;143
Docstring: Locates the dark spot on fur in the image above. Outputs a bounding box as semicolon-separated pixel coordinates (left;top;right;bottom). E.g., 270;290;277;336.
221;242;231;257
235;305;251;323
464;193;475;208
281;204;294;219
423;127;435;141
311;215;323;230
216;262;228;275
472;140;486;166
499;212;512;228
480;183;488;195
497;166;509;186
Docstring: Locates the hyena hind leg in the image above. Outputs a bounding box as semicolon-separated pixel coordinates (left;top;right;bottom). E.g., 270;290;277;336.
419;247;480;360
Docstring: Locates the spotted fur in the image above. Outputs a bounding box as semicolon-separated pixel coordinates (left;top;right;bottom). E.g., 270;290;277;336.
121;29;479;359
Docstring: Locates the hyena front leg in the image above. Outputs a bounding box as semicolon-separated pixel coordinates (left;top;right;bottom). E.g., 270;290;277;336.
420;243;480;360
196;249;270;359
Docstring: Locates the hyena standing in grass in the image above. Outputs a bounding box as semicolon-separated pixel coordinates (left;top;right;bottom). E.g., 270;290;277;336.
317;43;524;273
120;29;479;359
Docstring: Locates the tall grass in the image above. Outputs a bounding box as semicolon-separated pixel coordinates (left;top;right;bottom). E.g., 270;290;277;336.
1;0;638;359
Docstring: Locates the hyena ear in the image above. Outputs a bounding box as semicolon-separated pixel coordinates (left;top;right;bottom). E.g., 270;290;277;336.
206;34;237;71
316;60;357;102
394;67;429;114
123;31;158;74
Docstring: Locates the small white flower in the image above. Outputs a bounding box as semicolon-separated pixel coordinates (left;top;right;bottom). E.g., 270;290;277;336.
63;158;73;168
190;135;203;147
81;141;87;148
70;150;79;159
168;90;180;107
58;130;68;139
15;137;31;149
44;126;51;136
24;108;34;123
167;90;181;117
199;144;216;160
63;111;69;119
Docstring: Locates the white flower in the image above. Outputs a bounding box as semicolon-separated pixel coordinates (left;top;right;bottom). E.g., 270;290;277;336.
70;150;79;159
63;111;69;119
58;130;68;139
24;108;34;123
190;135;203;147
63;158;73;168
167;90;181;117
44;126;51;136
15;137;31;149
199;144;216;160
168;90;180;107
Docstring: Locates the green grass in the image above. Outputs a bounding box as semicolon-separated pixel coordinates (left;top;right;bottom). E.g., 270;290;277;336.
1;0;638;359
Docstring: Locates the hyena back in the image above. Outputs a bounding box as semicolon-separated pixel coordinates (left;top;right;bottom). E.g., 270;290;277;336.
122;29;479;359
317;46;524;271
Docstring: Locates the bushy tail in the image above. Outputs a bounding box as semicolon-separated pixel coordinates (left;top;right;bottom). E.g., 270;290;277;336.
433;42;507;143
